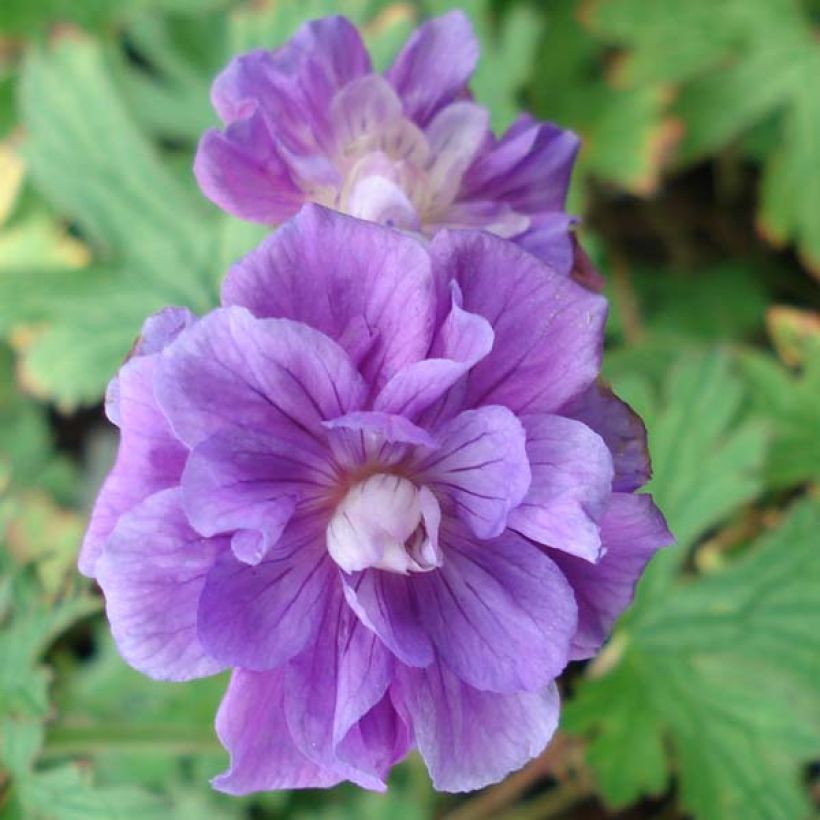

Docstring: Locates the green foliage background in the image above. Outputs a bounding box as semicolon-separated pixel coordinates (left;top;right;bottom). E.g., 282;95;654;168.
0;0;818;817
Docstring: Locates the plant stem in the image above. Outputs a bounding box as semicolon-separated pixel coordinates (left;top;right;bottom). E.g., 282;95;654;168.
41;723;222;758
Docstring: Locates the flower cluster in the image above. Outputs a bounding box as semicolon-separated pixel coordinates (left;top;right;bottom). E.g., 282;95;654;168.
195;12;580;274
83;10;671;797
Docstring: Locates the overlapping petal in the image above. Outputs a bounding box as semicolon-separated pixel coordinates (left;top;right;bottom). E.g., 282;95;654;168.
95;489;224;681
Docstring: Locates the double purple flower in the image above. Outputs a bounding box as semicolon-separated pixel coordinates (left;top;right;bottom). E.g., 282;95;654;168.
195;12;580;274
81;206;670;792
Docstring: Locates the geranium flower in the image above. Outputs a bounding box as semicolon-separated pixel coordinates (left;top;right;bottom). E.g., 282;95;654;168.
80;207;670;792
194;12;581;274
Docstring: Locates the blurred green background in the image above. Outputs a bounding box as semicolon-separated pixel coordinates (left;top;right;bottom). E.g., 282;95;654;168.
0;0;818;818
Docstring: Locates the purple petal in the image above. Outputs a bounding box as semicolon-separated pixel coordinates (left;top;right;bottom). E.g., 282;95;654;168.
130;306;196;358
194;115;303;225
508;414;613;561
434;200;530;239
283;594;395;790
222;206;435;389
374;282;493;420
425;102;490;212
396;663;560;792
560;382;651;492
412;522;576;692
155;306;366;449
329;74;403;151
334;693;412;783
182;428;332;564
212;18;370;148
432;229;607;414
213;667;344;794
342;570;434;668
197;515;334;670
516;212;578;275
324;410;436;448
95;489;224;681
387;11;479;125
418;406;530;539
462;119;579;213
80;355;186;577
552;492;673;660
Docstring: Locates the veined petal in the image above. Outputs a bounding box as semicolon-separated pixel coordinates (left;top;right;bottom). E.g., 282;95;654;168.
386;11;479;125
508;414;613;561
155;306;366;449
222;206;435;389
95;489;224;681
197;515;334;671
412;522;577;692
396;663;560;792
418;406;530;539
552;492;673;660
213;668;345;794
432;229;607;414
182;428;333;565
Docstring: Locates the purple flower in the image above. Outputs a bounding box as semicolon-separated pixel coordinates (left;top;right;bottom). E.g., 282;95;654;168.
81;207;671;793
194;12;581;274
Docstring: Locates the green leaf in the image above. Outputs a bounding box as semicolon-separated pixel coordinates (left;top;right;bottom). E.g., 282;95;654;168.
527;0;679;199
737;349;820;489
608;351;768;598
584;0;820;271
565;497;820;819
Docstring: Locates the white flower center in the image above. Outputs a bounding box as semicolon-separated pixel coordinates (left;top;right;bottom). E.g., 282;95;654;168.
326;473;442;575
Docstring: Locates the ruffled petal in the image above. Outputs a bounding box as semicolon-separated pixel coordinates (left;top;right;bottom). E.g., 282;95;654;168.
417;406;530;539
412;522;576;692
197;515;334;670
516;212;578;275
396;663;560;792
374;282;493;420
194;115;303;224
283;593;395;790
95;489;224;681
222;206;435;389
432;229;607;414
560;382;651;492
155;306;366;449
462;119;579;213
387;11;479;125
80;354;187;578
551;492;673;660
212;667;345;794
182;428;333;565
342;570;434;668
212;18;371;149
508;414;613;561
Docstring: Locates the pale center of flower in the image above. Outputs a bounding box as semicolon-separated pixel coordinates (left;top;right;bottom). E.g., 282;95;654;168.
326;473;443;575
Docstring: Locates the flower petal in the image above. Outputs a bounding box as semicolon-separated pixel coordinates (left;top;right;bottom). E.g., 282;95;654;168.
283;594;395;790
418;406;530;539
551;492;673;660
560;382;651;492
222;205;435;388
516;212;578;274
155;306;366;449
197;515;334;670
412;523;576;692
508;414;613;561
80;355;186;577
95;489;224;681
182;428;332;564
432;229;607;414
194;115;303;224
396;663;560;792
212;668;345;794
212;18;371;148
462;119;579;213
342;570;434;668
387;10;479;125
425;102;490;212
374;282;493;420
